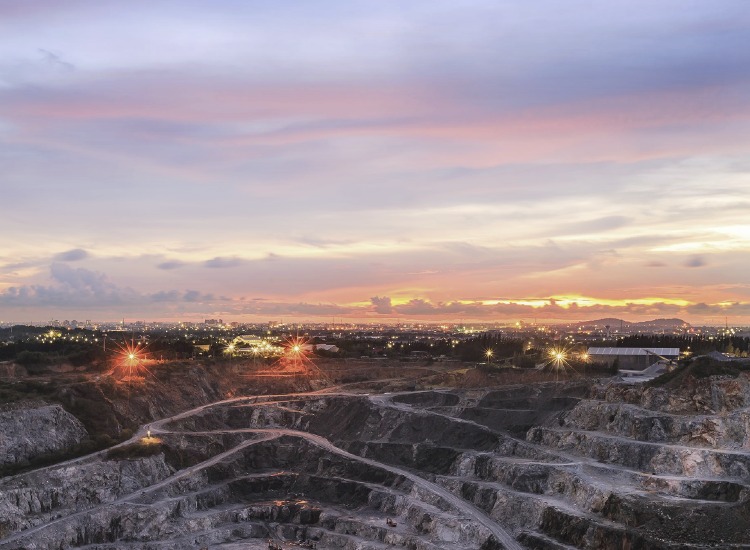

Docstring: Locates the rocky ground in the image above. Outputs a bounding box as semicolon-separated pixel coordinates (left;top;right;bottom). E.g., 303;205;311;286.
0;403;87;468
0;362;749;549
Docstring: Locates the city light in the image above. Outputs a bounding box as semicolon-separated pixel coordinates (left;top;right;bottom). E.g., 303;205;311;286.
112;340;151;382
546;346;572;373
283;337;309;370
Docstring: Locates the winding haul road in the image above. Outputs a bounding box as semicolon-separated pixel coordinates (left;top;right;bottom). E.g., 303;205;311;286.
147;391;522;549
1;390;523;550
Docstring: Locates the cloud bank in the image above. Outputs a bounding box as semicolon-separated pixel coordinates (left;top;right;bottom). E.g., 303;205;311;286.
0;1;749;322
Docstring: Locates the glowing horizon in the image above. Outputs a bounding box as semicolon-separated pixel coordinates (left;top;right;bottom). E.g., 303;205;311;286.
1;2;749;325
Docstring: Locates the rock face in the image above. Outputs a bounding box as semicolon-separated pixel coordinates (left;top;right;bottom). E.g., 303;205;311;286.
0;403;88;467
1;375;749;549
0;453;173;539
592;374;750;414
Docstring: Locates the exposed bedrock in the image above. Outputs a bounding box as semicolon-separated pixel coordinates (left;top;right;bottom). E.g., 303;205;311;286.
159;387;750;547
2;377;750;549
0;436;496;550
559;399;750;448
592;374;750;414
0;453;173;537
0;403;88;467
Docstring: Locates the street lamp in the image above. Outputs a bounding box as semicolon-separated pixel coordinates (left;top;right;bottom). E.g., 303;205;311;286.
549;348;567;369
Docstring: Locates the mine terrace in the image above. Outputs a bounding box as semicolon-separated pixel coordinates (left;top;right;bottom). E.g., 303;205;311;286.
0;321;749;549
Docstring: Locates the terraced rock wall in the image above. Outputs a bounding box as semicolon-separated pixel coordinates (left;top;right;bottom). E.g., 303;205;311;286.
1;376;749;549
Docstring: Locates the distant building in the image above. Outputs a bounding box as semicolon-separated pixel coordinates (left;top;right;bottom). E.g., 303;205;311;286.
235;335;266;346
301;344;339;353
587;347;680;370
315;344;339;353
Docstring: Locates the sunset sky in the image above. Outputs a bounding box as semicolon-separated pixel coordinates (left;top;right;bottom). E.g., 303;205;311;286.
1;1;749;324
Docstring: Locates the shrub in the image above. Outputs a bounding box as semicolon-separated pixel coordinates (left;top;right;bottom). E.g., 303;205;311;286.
14;351;51;367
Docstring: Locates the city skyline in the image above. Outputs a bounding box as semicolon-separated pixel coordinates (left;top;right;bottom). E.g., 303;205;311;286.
2;1;750;324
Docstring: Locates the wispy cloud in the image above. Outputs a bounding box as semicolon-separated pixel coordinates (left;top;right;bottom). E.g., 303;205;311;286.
685;256;707;268
157;260;186;270
37;48;74;72
53;248;88;262
204;257;243;269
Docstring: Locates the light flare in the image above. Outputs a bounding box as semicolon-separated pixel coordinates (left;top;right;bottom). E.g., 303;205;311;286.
111;339;152;383
543;344;575;376
280;336;313;373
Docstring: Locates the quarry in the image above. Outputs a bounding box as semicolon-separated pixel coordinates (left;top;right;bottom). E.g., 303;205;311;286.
0;359;749;549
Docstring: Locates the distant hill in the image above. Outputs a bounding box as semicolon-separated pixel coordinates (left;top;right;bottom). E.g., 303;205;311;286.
571;318;691;331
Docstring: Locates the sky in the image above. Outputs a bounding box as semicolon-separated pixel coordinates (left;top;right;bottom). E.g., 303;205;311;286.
1;1;749;325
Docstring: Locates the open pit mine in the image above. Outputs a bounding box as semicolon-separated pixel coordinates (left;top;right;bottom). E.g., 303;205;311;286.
1;368;749;549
